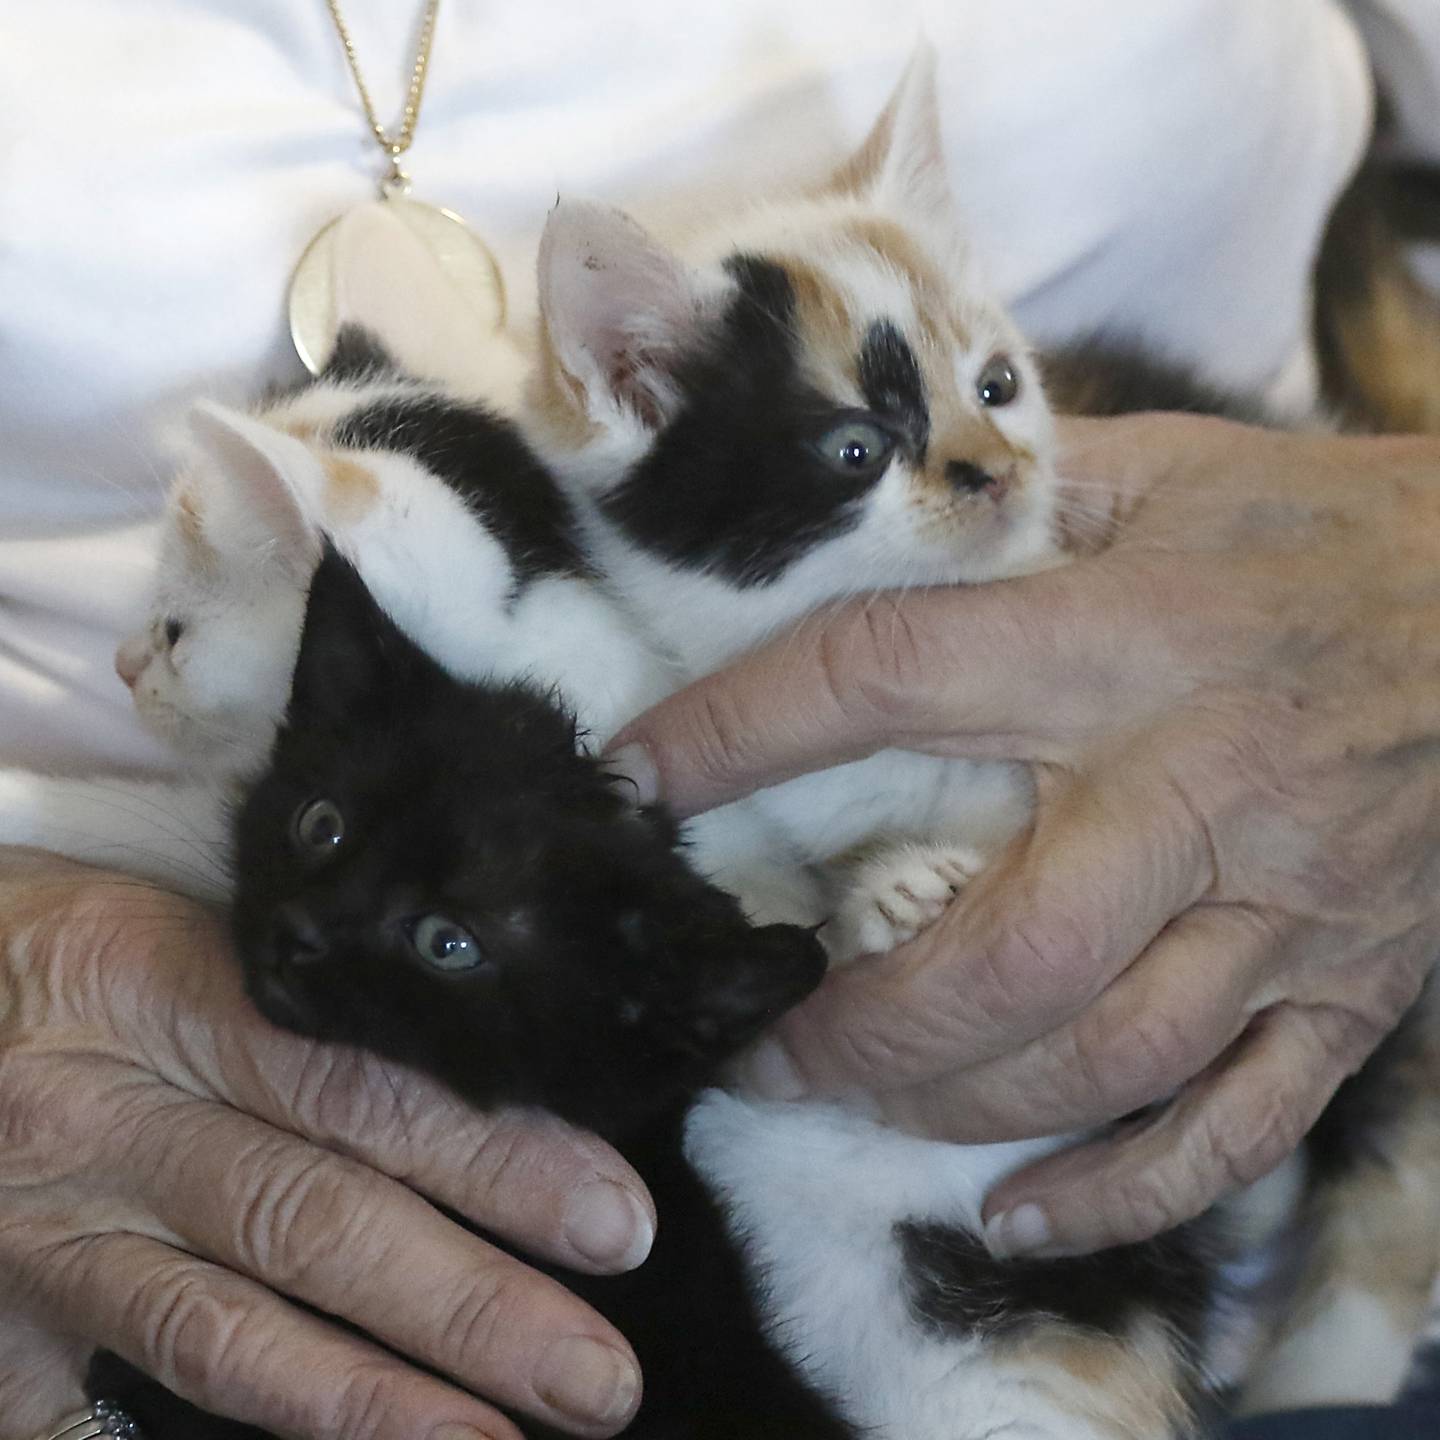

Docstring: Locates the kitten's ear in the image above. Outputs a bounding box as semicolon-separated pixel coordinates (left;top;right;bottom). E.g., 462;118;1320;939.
186;401;325;578
538;200;717;432
831;44;955;227
288;543;431;726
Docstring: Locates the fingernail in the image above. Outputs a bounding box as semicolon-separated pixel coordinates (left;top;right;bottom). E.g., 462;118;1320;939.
603;743;660;808
564;1180;654;1271
535;1337;641;1430
730;1037;805;1101
983;1203;1053;1259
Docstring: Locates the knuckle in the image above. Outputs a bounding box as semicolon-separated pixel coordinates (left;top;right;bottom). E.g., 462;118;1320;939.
131;1260;246;1395
683;685;769;791
1208;1091;1307;1194
979;909;1103;1023
325;1360;411;1440
841;597;929;726
287;1044;407;1154
456;1114;537;1212
1076;1006;1202;1117
0;1052;55;1159
233;1149;379;1296
1104;1165;1188;1243
438;1267;525;1375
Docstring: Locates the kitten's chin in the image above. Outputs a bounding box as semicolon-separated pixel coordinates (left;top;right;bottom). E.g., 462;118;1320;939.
244;967;327;1039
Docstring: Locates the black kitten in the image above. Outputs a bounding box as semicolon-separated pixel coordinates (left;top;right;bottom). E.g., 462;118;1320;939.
90;547;843;1440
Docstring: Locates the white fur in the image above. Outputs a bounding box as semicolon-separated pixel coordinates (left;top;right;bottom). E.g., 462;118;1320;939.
687;1094;1164;1439
1238;1287;1418;1413
0;767;232;903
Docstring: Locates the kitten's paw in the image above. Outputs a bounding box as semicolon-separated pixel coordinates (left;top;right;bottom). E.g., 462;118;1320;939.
823;843;985;965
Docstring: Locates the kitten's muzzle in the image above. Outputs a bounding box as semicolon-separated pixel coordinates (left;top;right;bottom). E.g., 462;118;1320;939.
269;903;329;971
945;459;1011;499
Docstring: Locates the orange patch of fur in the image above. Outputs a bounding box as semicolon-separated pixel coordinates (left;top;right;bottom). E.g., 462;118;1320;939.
1004;1325;1193;1439
277;417;323;444
780;257;859;391
322;454;380;524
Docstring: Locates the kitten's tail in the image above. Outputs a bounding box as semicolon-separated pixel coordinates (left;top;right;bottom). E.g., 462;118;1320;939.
1313;159;1440;433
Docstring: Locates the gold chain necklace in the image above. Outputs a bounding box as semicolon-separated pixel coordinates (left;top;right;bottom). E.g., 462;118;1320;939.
288;0;506;375
325;0;438;194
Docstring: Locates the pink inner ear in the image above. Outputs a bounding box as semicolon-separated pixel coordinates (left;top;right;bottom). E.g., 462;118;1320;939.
187;404;324;573
540;200;709;427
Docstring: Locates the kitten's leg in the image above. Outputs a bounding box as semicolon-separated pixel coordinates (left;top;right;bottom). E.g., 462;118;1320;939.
822;838;986;965
1237;985;1440;1412
0;768;233;903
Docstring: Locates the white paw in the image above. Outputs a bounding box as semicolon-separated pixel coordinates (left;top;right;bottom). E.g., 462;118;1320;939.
823;844;985;966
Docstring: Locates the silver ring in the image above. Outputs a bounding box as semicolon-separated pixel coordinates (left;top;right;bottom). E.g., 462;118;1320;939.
31;1403;141;1440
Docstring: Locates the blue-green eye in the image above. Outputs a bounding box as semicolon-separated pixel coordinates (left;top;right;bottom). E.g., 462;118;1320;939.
977;355;1019;407
291;798;345;855
814;417;896;477
408;913;484;972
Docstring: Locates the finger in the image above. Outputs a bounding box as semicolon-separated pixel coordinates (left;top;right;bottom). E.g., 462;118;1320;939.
872;904;1272;1142
64;882;654;1274
731;761;1213;1098
20;1227;529;1440
97;1089;641;1436
607;572;1163;818
980;997;1386;1257
0;1326;90;1440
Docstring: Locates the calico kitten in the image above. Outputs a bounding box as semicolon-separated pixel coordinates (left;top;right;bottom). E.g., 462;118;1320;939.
527;53;1048;956
91;546;844;1440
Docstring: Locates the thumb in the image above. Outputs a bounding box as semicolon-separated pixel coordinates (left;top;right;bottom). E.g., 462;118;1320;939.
608;569;1147;819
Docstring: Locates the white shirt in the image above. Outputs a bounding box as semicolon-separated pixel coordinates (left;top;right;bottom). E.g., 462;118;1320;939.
0;0;1394;772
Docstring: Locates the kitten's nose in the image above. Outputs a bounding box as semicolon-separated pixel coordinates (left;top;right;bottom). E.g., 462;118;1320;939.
114;639;147;690
946;459;1006;496
272;904;329;969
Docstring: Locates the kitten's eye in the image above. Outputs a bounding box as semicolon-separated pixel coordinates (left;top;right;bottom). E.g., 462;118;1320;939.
976;356;1020;407
408;913;484;972
291;798;345;855
163;617;185;648
814;417;896;478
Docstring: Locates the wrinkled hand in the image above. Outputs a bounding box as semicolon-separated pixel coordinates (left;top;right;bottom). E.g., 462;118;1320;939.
0;856;652;1440
611;414;1440;1256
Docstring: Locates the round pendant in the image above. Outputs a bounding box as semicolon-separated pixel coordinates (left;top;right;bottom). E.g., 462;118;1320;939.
288;196;508;377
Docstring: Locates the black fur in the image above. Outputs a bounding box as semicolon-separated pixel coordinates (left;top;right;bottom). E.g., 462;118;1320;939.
333;394;593;587
858;320;930;460
321;322;402;385
1038;339;1271;423
897;1217;1213;1345
601;255;876;587
1304;991;1430;1186
89;547;845;1440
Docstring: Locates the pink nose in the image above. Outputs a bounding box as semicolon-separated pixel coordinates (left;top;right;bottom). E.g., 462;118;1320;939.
114;642;146;690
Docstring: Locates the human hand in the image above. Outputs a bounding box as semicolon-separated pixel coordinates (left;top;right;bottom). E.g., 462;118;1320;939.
609;413;1440;1256
0;855;651;1440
